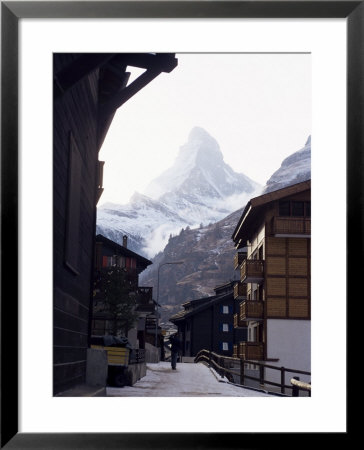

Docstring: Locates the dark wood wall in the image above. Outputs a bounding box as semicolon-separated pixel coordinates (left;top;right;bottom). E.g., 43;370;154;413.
186;295;244;357
53;54;99;394
190;309;212;356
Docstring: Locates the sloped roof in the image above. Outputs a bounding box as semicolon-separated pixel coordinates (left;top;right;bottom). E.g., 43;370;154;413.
232;179;311;248
96;234;152;269
170;291;233;323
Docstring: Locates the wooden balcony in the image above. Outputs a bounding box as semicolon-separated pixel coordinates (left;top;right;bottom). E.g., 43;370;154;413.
233;282;247;299
240;259;264;284
238;342;264;360
270;216;311;237
240;300;264;321
234;252;246;269
233;345;238;358
234;313;247;328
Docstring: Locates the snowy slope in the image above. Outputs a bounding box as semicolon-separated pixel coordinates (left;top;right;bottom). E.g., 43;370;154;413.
97;192;191;257
262;135;311;194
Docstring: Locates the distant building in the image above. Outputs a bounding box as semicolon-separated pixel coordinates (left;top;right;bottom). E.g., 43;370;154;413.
170;282;247;357
92;234;153;343
231;180;311;385
53;53;177;394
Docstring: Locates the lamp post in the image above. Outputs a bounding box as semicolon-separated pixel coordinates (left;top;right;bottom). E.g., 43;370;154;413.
155;261;184;350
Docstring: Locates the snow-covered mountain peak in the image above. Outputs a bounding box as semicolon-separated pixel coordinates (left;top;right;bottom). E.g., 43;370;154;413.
97;127;261;257
176;127;223;168
145;127;256;202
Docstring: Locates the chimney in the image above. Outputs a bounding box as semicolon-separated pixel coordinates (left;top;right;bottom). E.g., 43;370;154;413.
123;235;128;248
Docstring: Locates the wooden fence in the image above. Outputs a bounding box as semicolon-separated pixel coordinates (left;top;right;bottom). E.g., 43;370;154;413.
194;349;311;397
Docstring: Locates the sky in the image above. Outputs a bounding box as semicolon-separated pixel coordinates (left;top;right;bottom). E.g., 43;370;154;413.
98;53;311;206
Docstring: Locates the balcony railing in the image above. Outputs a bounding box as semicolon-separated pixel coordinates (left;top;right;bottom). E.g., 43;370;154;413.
233;282;247;299
240;300;264;321
233;313;247;328
270;216;311;237
234;252;246;269
238;342;264;360
233;345;238;359
240;259;264;284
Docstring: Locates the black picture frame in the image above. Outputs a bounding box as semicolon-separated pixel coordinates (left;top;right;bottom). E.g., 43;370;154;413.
1;1;357;448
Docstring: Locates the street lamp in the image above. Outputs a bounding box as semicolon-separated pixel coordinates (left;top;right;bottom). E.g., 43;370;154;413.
155;261;184;350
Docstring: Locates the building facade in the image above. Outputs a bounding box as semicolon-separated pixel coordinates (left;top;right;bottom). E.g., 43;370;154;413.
170;282;247;358
92;234;153;342
53;53;177;394
232;180;311;384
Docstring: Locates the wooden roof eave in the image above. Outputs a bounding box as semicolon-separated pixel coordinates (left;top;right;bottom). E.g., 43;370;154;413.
171;292;233;323
232;180;311;247
232;203;252;245
114;53;178;74
95;234;152;267
97;54;177;149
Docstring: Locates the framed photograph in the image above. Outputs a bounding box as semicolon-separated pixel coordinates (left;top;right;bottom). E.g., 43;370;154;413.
2;1;358;448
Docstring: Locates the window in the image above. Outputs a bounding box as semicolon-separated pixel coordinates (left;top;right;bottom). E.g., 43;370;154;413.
222;323;229;332
279;200;311;217
292;201;304;217
222;342;229;351
248;326;258;342
279;200;290;216
222;305;229;314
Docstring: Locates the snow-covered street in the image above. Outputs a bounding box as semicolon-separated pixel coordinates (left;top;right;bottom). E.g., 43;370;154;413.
106;362;271;397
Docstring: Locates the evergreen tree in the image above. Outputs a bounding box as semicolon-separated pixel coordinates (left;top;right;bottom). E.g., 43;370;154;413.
94;262;139;336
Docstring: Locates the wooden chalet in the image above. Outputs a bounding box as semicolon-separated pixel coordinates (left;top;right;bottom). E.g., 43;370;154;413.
231;180;311;383
92;234;153;342
170;282;247;358
53;53;177;394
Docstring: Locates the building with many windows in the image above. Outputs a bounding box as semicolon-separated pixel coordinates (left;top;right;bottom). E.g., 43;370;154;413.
231;180;311;385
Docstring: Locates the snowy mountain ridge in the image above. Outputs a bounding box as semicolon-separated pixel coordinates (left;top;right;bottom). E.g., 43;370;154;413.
262;135;311;194
97;127;261;257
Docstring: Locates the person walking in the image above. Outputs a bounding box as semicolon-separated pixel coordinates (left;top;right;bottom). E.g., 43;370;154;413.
169;334;181;370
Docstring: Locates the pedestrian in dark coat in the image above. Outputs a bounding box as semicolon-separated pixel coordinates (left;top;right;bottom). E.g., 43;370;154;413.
169;334;181;370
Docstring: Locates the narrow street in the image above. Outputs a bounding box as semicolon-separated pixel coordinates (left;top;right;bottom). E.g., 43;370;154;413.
106;362;271;397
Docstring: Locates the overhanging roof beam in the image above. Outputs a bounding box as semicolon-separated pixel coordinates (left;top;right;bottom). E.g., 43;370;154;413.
101;68;163;115
119;53;178;73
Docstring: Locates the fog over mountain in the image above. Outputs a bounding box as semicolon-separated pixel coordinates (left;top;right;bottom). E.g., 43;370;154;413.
97;127;261;258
